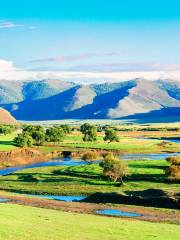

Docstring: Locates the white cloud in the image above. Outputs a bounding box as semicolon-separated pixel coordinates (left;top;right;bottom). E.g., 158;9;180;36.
0;59;180;84
0;59;16;71
0;21;23;29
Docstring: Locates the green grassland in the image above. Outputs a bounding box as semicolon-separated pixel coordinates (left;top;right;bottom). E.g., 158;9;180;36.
0;160;179;195
0;204;179;240
0;126;179;154
38;133;180;154
0;134;17;151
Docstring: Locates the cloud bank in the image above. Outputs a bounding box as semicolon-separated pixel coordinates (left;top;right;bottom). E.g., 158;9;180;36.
0;59;180;84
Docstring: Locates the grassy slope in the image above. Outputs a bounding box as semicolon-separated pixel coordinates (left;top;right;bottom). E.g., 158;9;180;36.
0;160;179;195
0;204;179;240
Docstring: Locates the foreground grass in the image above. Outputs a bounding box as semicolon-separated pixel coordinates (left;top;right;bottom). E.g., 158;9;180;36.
0;160;179;195
0;204;179;240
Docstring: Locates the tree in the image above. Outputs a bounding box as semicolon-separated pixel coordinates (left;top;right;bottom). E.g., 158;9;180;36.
80;123;97;142
46;126;65;143
99;153;127;185
32;130;45;146
23;125;44;135
60;125;72;134
14;133;34;147
104;128;119;143
0;125;14;135
22;125;46;146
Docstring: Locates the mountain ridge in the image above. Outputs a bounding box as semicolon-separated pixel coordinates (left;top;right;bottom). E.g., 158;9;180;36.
0;78;179;121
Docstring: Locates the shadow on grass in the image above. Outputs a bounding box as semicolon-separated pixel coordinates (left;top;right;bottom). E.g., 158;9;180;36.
0;140;16;147
126;173;165;183
82;189;180;209
129;164;167;170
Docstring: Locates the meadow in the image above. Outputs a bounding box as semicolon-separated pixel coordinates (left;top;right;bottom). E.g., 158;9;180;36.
0;204;179;240
0;123;179;240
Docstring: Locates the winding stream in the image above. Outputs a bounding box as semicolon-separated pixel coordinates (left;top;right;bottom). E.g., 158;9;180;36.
0;153;179;176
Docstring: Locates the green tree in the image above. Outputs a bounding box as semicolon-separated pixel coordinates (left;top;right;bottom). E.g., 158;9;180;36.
46;126;65;143
22;125;46;146
32;130;45;146
99;153;127;185
104;128;119;143
0;125;14;135
60;125;72;134
14;133;34;147
80;123;97;142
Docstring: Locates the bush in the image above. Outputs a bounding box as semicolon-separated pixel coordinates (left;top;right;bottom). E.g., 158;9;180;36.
165;156;180;182
165;165;180;181
166;156;180;165
18;174;38;182
82;151;99;163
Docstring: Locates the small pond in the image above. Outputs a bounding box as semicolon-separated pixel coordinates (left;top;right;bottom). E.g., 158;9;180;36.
28;194;86;202
96;209;142;217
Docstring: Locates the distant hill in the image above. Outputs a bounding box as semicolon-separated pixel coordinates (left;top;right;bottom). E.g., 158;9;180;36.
0;108;17;125
0;79;179;121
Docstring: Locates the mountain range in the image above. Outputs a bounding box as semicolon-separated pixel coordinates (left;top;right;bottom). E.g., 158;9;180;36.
0;78;179;122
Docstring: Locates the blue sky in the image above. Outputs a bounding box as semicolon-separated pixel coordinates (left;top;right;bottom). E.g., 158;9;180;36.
0;0;180;82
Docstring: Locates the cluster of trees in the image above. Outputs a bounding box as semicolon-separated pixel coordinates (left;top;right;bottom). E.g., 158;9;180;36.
165;156;180;182
14;125;71;147
80;123;119;143
0;125;15;135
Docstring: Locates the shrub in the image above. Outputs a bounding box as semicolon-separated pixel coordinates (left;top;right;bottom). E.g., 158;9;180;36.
166;156;180;165
82;151;99;163
165;156;180;182
18;174;38;182
165;165;180;181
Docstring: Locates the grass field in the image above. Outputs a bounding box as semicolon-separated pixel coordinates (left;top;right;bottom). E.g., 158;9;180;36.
0;159;179;195
0;204;179;240
0;127;179;154
0;134;16;151
39;132;180;154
